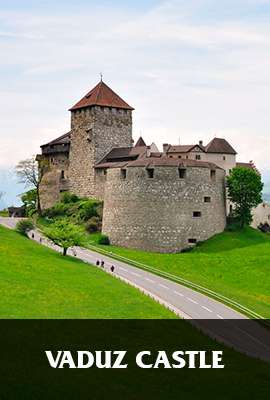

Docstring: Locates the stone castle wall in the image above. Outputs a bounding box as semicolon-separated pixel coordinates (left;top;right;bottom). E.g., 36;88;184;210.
39;153;69;209
102;166;226;253
68;106;133;199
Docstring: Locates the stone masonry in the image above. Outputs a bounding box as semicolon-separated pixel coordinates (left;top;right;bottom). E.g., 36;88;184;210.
102;165;226;253
68;106;132;199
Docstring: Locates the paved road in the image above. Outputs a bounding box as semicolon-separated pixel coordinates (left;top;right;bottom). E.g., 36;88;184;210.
1;217;270;362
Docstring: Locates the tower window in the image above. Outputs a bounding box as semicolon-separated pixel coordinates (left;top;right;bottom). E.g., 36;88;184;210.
223;156;226;160
195;155;201;160
210;169;216;181
186;155;188;159
103;169;107;176
178;168;186;179
146;168;154;178
121;169;127;179
188;238;197;244
204;196;211;203
193;211;201;217
61;170;65;179
178;155;182;159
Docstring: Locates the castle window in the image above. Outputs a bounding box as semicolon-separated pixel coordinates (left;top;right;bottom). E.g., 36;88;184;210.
193;211;201;218
178;155;182;159
195;155;201;160
169;155;173;158
188;238;197;244
61;170;65;179
103;169;107;176
210;169;216;181
186;155;188;159
121;169;127;179
146;168;154;179
178;168;186;179
223;156;226;160
204;196;211;203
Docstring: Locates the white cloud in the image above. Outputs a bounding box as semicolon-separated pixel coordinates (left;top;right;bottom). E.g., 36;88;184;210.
0;0;270;180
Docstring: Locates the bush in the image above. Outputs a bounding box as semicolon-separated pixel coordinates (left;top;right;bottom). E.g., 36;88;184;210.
78;200;100;221
60;192;80;204
97;234;110;245
85;216;101;233
16;219;34;236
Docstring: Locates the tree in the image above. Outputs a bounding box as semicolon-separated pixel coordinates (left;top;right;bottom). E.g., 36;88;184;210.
21;189;37;216
227;167;263;228
15;157;41;214
44;221;84;256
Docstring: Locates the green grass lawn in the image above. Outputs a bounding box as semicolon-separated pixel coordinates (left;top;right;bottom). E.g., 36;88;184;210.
0;225;175;318
86;227;270;318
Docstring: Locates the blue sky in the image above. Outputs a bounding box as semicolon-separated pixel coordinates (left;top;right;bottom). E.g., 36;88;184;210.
0;0;270;206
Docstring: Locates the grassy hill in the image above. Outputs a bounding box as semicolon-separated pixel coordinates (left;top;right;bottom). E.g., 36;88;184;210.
0;225;175;319
87;227;270;318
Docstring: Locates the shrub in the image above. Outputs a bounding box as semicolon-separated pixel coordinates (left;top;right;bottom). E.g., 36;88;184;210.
85;216;101;233
60;192;80;204
16;219;34;236
78;200;100;221
97;234;110;245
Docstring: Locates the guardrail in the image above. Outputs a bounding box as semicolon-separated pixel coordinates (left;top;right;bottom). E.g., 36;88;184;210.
87;243;265;320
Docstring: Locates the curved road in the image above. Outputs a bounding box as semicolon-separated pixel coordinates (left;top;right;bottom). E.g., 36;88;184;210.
1;217;270;362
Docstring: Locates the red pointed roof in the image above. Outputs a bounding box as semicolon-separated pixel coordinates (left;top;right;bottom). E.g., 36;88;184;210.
135;137;146;147
69;80;134;111
205;138;237;154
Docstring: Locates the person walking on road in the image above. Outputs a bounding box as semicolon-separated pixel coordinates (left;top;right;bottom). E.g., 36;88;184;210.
111;265;115;273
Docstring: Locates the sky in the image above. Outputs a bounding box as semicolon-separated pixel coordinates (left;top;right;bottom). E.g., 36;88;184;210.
0;0;270;206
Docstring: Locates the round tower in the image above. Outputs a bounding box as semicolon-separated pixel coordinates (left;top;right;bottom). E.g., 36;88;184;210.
102;160;226;253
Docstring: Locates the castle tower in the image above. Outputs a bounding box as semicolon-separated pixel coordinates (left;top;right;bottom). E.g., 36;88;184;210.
68;80;134;198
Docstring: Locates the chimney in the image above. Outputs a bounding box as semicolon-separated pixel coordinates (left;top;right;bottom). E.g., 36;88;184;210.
199;140;203;146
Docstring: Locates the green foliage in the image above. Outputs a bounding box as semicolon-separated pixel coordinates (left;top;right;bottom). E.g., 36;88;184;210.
16;219;34;236
42;194;102;226
77;199;100;221
60;191;80;204
44;220;84;255
97;234;110;245
85;216;101;233
227;167;263;227
21;189;37;216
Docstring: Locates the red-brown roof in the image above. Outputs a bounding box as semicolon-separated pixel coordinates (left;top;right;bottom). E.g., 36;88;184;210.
205;138;237;154
69;81;134;111
41;131;71;147
167;144;205;153
96;155;223;170
135;137;146;147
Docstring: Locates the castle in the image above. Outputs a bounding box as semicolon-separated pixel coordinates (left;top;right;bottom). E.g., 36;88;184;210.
37;80;257;253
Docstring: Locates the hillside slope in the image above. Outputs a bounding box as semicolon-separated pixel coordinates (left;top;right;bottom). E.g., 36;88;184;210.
87;227;270;318
0;226;175;319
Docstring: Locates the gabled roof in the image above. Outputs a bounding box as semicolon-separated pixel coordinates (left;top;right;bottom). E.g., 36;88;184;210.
41;132;71;148
69;81;134;111
96;155;223;170
205;138;237;155
167;144;205;153
135;136;146;147
96;145;147;165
